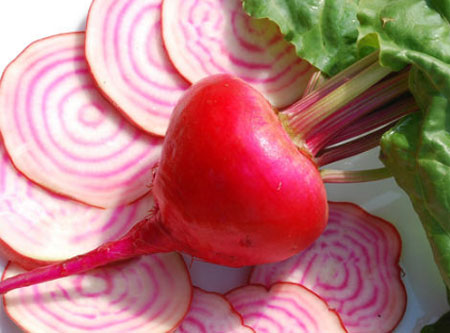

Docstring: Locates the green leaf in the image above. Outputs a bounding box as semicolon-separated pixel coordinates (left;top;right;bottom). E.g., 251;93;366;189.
421;311;450;332
359;0;450;292
242;0;360;76
358;0;450;97
410;70;450;232
427;0;450;22
380;81;450;289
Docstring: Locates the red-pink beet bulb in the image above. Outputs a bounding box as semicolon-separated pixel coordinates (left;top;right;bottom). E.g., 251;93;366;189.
0;74;329;295
153;74;328;267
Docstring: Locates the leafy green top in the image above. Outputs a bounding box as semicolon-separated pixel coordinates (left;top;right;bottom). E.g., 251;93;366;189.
358;0;450;292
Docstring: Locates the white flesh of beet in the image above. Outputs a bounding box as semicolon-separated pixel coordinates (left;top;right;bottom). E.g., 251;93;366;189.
226;282;347;333
174;287;255;333
161;0;316;107
250;202;406;333
0;138;154;266
3;253;192;333
0;32;163;208
86;0;190;136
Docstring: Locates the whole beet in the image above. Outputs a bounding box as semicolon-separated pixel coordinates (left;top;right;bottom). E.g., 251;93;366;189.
153;74;328;266
0;74;328;294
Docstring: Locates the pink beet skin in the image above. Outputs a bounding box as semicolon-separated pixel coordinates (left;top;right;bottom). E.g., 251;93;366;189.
0;74;328;294
153;74;328;266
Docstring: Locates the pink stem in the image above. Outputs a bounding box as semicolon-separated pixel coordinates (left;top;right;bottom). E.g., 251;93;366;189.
326;95;418;146
316;124;392;166
282;52;379;119
321;168;391;183
0;217;173;294
304;72;409;155
302;71;326;97
282;56;392;142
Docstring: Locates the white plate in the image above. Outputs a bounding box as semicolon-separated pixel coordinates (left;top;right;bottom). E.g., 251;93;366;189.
0;1;448;332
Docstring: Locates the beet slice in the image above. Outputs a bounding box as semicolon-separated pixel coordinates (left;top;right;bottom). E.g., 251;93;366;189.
250;202;406;333
0;32;163;208
174;287;255;333
161;0;316;107
2;253;192;333
226;282;347;332
0;138;155;269
86;0;190;136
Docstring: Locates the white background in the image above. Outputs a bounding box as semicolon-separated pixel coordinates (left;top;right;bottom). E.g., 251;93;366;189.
0;1;448;332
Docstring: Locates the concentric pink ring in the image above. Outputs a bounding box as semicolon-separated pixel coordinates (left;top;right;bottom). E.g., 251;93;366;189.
86;0;190;136
0;32;163;208
162;0;316;107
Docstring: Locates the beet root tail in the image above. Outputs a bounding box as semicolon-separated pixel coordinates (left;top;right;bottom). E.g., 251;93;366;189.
0;218;172;294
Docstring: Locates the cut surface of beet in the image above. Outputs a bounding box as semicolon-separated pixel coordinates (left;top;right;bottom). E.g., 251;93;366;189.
0;32;162;208
86;0;190;136
250;202;406;333
0;138;154;267
161;0;315;107
226;282;347;333
3;253;192;333
174;287;254;333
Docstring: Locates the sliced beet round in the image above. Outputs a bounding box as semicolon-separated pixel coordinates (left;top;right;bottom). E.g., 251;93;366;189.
86;0;190;136
250;202;406;333
226;282;347;333
0;32;163;208
0;138;155;269
174;287;255;333
161;0;316;107
2;253;192;333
